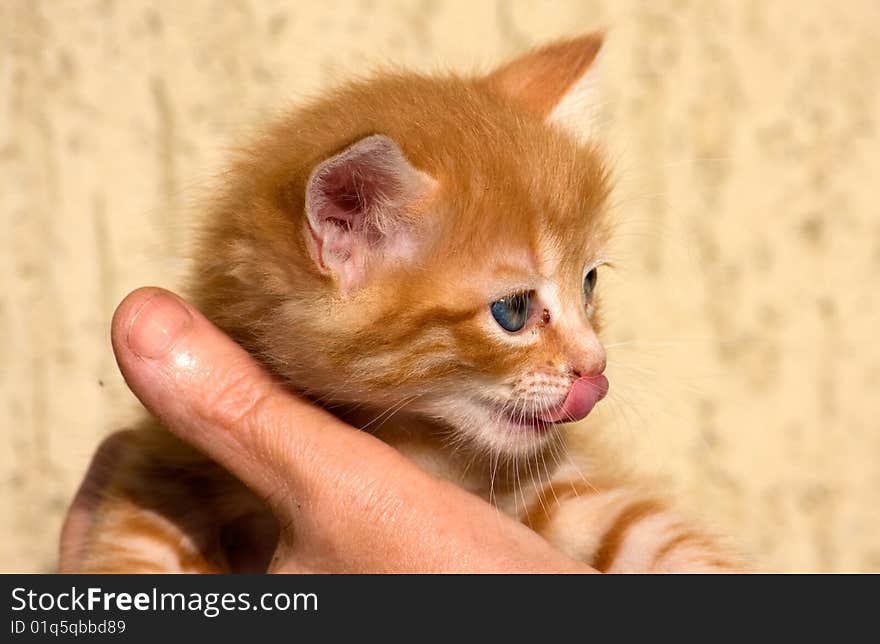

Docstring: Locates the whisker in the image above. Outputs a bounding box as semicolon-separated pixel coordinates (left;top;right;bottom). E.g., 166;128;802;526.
358;393;423;432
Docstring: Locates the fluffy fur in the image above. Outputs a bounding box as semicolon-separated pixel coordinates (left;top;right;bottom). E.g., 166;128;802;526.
61;34;742;573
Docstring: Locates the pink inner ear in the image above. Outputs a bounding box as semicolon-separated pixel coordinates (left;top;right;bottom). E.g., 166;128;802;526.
307;136;411;242
304;134;432;291
312;156;396;244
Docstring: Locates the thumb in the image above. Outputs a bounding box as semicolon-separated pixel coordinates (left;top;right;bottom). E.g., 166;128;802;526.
110;287;406;528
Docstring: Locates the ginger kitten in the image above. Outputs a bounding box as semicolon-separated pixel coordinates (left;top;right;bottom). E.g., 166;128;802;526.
62;34;741;573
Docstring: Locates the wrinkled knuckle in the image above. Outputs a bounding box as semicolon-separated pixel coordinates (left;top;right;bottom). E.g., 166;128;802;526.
352;471;409;527
197;356;278;436
365;491;406;528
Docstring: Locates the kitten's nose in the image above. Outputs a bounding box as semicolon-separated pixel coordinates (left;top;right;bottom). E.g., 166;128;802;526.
571;345;606;378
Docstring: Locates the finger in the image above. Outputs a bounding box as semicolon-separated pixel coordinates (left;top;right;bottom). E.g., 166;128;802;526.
110;287;397;524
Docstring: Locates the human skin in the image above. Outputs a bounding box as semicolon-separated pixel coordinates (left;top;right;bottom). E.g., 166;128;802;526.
60;287;596;573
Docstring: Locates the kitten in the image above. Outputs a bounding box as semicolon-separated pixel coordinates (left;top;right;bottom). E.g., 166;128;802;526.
61;34;741;572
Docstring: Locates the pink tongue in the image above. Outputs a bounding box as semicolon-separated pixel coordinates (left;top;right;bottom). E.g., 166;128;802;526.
541;375;609;423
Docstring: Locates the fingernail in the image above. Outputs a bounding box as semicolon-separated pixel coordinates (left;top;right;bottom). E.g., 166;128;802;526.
127;292;193;359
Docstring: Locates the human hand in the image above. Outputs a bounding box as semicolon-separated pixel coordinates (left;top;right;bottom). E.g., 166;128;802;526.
64;287;595;573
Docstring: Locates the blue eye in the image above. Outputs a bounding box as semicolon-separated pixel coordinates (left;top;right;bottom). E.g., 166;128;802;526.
490;292;530;332
583;267;598;301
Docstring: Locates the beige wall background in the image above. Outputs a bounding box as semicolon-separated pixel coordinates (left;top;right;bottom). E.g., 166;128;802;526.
2;0;879;572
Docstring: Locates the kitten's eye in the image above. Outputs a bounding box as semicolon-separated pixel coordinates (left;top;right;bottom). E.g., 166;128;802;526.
583;267;598;301
490;292;530;332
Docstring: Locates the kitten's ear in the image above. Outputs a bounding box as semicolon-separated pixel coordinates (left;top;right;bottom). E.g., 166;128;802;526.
305;134;433;293
486;33;603;142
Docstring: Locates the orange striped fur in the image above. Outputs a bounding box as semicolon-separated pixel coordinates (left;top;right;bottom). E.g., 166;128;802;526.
63;34;743;573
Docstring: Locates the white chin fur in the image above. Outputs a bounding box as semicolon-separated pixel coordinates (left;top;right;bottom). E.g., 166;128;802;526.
419;397;559;457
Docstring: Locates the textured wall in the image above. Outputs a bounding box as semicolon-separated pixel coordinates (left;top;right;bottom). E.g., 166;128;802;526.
2;0;879;572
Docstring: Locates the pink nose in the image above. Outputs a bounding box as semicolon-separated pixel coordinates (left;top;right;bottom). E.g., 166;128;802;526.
540;375;609;423
572;352;607;379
